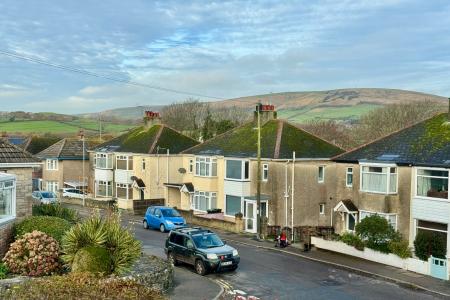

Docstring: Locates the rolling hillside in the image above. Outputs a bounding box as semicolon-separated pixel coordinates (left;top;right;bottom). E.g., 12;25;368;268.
90;88;447;123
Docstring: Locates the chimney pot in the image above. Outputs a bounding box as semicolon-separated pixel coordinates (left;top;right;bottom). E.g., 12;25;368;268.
254;103;277;123
144;111;161;128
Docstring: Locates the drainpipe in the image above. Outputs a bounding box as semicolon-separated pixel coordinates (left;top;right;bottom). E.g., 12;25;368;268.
284;160;290;229
291;151;295;241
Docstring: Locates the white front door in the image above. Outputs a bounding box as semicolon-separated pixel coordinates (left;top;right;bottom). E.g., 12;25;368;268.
245;201;257;233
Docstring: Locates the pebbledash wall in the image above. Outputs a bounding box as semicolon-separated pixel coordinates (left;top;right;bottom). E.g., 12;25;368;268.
0;168;34;256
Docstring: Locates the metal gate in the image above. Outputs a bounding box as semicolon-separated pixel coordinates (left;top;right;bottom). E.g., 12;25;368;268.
429;256;448;280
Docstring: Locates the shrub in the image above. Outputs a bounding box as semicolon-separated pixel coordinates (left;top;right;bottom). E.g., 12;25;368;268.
3;272;164;300
3;231;60;276
62;214;141;275
32;203;80;224
15;216;72;244
355;215;396;253
0;262;9;279
389;239;412;259
340;232;365;251
414;230;446;261
72;246;111;274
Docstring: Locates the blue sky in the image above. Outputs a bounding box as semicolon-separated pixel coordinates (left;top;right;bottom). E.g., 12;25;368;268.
0;0;449;113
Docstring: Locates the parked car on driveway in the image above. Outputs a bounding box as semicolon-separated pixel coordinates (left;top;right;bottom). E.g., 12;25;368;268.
143;206;186;232
165;227;240;275
32;191;58;204
62;188;85;199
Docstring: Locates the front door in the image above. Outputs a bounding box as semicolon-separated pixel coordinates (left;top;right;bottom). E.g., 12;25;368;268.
245;201;257;233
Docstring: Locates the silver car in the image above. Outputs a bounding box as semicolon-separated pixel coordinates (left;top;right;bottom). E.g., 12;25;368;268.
32;191;58;204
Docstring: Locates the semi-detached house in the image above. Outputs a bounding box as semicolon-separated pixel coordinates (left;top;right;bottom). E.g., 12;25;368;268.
166;105;344;234
333;112;450;255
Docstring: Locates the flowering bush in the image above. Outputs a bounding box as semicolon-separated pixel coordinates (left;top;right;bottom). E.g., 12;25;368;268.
3;230;60;276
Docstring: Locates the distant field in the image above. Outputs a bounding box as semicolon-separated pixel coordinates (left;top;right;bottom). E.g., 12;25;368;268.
278;103;380;123
0;120;132;135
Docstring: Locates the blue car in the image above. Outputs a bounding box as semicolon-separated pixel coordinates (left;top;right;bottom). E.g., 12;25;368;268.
143;206;186;232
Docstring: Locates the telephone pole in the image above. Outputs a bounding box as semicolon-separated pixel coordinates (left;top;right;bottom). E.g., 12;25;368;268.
256;103;262;239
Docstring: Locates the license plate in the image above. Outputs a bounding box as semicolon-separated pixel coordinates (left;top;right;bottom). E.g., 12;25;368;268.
221;261;232;266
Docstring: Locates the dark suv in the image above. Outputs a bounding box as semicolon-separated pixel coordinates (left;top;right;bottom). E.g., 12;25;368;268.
165;227;240;275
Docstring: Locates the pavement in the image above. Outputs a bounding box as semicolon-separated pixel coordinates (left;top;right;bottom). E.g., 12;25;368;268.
63;203;450;299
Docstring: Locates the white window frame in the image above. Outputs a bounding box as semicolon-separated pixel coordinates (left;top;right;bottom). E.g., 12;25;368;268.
192;191;217;212
0;177;16;224
360;163;398;195
318;166;325;183
225;159;250;181
359;210;398;231
95;153;113;169
116;155;133;170
195;157;217;177
46;181;59;193
414;167;449;201
319;203;325;215
262;163;269;182
46;159;58;171
189;159;194;173
224;195;243;217
96;180;113;197
116;183;132;200
346;167;353;187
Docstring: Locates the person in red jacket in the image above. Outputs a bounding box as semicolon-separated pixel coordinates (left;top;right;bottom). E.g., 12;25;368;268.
279;230;287;248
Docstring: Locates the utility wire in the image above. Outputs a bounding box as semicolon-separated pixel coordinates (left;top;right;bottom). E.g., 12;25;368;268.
0;49;224;100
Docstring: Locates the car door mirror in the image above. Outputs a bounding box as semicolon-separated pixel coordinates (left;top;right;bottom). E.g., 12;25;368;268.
155;214;161;218
223;241;227;245
187;242;194;249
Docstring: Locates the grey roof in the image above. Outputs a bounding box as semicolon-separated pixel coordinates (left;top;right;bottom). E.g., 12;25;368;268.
36;139;90;160
0;139;40;164
334;113;450;168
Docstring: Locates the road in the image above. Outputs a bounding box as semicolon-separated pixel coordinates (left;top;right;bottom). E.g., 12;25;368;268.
128;218;441;300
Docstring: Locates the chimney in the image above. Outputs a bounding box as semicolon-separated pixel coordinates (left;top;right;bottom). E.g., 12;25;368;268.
144;111;161;128
254;103;277;124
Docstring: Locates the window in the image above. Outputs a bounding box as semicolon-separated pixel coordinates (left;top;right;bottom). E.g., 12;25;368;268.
319;203;325;215
225;195;242;216
96;180;112;197
0;179;15;222
95;153;113;169
116;183;132;199
226;159;250;180
189;159;194;173
361;165;397;194
195;157;217;177
46;181;58;193
347;214;356;231
46;159;58;171
142;159;146;170
193;191;217;211
346;167;353;187
416;169;448;199
360;210;397;230
416;220;448;252
116;155;133;170
318;166;325;183
262;164;269;181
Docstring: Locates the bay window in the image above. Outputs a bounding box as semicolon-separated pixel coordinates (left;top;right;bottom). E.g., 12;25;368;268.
226;159;250;181
361;165;397;194
116;155;133;170
195;157;217;177
360;210;397;230
116;183;133;199
95;153;113;169
46;159;58;171
416;169;448;199
96;180;112;197
0;177;15;222
193;191;217;211
226;195;242;216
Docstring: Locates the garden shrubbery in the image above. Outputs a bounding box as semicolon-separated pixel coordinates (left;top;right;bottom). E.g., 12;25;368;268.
62;214;141;275
14;216;72;244
3;231;60;276
32;203;80;224
2;272;164;300
414;230;446;261
339;232;365;251
0;262;9;279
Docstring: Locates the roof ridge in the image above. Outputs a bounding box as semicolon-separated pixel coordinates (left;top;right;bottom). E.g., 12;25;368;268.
332;112;446;161
57;138;67;157
0;138;38;160
149;125;164;154
160;124;199;143
274;120;284;159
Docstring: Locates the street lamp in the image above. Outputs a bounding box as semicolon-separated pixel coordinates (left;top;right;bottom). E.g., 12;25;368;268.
78;129;86;207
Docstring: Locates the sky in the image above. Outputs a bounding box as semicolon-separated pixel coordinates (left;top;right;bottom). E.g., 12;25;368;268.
0;0;449;114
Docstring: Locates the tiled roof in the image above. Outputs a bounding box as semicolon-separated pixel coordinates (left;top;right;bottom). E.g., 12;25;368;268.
334;113;450;167
36;139;90;160
94;125;199;154
0;139;40;164
7;136;61;155
183;119;344;159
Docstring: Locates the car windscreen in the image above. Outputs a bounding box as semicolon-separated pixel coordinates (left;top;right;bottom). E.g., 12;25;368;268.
161;209;181;217
192;233;224;249
41;192;56;198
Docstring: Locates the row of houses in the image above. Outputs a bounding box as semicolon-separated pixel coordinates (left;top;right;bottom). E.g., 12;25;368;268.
35;104;450;258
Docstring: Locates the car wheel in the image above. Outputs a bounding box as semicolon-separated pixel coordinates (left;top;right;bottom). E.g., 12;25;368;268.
168;252;178;266
159;224;166;233
143;220;149;229
195;259;207;276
